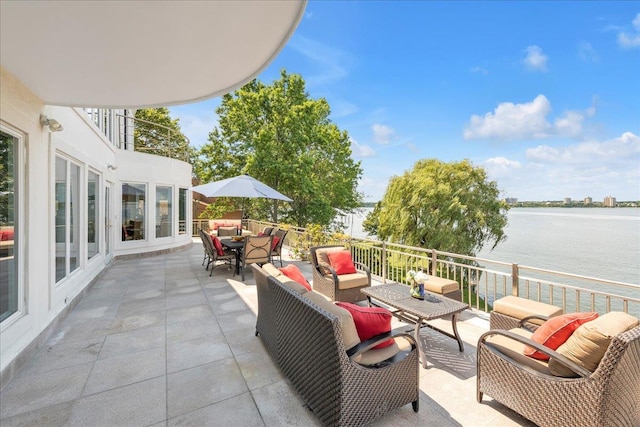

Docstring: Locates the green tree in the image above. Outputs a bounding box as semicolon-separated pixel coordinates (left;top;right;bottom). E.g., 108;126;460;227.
363;159;509;256
134;108;193;162
195;70;363;225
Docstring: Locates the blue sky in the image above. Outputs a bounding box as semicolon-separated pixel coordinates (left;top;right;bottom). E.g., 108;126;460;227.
170;1;640;203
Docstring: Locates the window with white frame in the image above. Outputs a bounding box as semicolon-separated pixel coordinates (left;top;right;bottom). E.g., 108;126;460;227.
55;156;81;283
121;183;146;241
0;130;21;323
179;188;187;235
156;185;172;238
87;170;100;259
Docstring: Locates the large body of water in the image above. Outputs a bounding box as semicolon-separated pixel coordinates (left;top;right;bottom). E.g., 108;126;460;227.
344;207;640;285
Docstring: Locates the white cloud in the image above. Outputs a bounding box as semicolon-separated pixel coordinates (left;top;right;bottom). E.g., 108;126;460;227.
486;132;640;200
330;99;358;118
350;137;375;158
578;41;598;62
372;124;395;144
170;110;219;148
288;36;350;86
523;45;548;71
484;157;522;178
618;13;640;48
464;95;593;141
471;66;489;75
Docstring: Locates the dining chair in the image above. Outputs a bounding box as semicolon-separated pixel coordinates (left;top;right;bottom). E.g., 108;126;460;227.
236;235;273;280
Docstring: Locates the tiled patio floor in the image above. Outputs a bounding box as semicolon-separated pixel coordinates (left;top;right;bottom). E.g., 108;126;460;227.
0;240;535;426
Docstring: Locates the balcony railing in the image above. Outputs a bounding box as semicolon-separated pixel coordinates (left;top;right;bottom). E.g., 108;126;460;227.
193;219;640;317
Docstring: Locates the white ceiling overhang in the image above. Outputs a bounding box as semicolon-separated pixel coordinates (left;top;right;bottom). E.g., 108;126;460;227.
0;1;306;108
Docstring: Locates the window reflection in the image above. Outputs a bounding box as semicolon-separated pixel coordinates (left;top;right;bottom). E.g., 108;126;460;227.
122;183;146;241
88;171;99;258
0;131;18;322
156;186;172;238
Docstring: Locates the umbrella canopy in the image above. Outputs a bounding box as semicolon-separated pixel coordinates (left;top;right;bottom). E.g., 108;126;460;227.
191;174;292;202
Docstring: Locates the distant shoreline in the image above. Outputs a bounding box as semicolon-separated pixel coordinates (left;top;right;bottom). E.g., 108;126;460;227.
359;203;639;208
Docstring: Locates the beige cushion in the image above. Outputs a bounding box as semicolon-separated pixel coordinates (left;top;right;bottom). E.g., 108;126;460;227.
354;336;413;366
261;263;283;278
485;328;552;375
335;273;369;290
315;246;346;268
279;277;309;295
302;291;361;350
493;295;563;325
423;276;459;294
549;311;639;377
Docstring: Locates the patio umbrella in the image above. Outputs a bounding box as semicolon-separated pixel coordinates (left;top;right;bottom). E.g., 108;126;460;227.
191;174;292;219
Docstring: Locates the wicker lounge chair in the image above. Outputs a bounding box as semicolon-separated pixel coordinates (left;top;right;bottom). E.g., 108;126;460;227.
217;225;238;237
310;245;371;303
477;317;640;427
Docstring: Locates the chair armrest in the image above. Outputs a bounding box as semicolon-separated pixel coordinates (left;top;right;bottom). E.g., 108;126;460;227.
478;329;591;378
519;314;550;330
346;331;417;359
353;261;371;277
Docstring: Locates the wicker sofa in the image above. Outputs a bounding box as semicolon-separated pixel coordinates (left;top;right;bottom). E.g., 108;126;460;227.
477;313;640;427
252;263;420;426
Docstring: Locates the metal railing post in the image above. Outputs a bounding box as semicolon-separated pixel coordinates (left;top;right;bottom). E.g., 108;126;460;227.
431;250;438;275
512;263;520;296
381;241;387;284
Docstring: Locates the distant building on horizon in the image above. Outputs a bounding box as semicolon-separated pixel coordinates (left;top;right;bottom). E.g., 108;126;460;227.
584;196;593;205
505;197;518;205
564;197;572;205
604;196;617;207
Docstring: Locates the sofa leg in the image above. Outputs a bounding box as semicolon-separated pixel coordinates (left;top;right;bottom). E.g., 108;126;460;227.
476;390;483;403
412;400;419;412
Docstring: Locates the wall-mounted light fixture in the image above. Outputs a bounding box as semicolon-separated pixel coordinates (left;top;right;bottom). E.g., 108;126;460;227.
40;114;64;132
107;164;118;171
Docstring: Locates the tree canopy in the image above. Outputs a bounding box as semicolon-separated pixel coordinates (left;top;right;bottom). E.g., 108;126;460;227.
363;159;509;256
134;108;193;162
195;70;363;225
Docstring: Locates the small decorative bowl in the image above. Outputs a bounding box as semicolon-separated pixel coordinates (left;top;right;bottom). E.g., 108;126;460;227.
231;236;244;241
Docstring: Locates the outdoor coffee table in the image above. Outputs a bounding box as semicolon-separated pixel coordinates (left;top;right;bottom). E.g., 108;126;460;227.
361;283;469;367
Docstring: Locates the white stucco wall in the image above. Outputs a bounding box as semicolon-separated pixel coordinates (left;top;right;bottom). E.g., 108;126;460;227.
0;67;193;377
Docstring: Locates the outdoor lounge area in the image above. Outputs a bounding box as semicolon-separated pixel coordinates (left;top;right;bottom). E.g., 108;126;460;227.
0;240;540;426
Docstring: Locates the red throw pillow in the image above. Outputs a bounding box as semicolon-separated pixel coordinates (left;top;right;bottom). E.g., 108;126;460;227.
524;312;599;360
336;302;394;349
257;232;265;237
271;236;280;251
210;235;225;256
279;264;312;291
327;250;357;275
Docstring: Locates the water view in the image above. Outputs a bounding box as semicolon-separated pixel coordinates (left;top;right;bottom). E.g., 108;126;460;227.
344;207;640;286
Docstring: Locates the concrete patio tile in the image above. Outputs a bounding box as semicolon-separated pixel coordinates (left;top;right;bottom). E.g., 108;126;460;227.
234;349;285;391
68;376;166;427
167;359;248;419
167;335;233;373
123;288;166;302
45;318;113;345
83;347;166;396
166;317;222;344
109;310;166;334
167;392;264;427
165;304;214;324
0;400;74;427
115;297;166;318
166;284;202;296
0;362;93;419
98;325;165;359
216;308;257;334
64;303;120;323
165;278;200;289
166;290;208;310
251;380;321;427
25;337;103;374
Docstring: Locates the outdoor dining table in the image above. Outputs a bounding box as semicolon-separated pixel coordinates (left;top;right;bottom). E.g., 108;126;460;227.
220;237;244;275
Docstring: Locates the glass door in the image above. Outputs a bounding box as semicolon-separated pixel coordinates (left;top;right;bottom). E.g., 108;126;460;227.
105;181;113;263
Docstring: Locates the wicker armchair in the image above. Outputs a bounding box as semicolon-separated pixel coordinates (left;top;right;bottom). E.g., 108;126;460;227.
310;245;371;303
477;322;640;427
